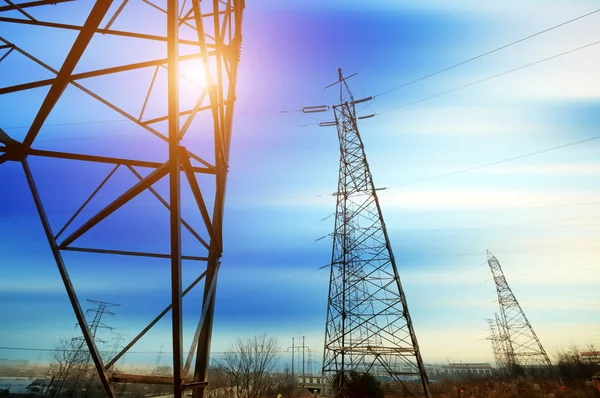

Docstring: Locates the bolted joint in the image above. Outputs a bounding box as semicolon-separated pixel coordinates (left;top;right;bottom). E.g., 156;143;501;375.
0;128;27;162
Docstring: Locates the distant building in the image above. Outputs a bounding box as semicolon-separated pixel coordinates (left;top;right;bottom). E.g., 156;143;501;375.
297;375;322;394
581;351;600;364
297;375;322;385
436;363;493;379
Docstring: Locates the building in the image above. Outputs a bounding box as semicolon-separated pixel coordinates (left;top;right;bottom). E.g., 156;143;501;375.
436;363;493;379
581;351;600;365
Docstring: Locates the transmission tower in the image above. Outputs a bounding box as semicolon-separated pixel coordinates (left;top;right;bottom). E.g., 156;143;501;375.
0;2;244;397
75;299;120;343
487;250;552;372
320;69;431;397
486;315;507;371
108;333;128;366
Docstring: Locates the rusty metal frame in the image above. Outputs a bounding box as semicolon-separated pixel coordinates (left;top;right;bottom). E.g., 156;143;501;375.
0;1;244;397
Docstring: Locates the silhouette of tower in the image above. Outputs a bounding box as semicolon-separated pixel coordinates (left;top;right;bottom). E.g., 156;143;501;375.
486;314;507;371
0;2;245;397
321;69;431;397
487;250;552;372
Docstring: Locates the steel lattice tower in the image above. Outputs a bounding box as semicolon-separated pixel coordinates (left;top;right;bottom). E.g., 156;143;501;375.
487;250;552;372
321;69;431;397
0;1;244;397
486;314;507;371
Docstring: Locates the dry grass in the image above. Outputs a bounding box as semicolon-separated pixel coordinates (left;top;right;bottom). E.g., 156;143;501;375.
410;379;600;398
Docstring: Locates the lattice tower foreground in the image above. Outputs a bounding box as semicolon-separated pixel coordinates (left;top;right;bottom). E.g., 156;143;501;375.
321;69;431;397
487;251;552;374
0;1;244;397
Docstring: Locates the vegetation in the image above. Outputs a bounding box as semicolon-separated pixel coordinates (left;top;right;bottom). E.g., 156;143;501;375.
210;333;285;398
333;371;385;398
556;345;600;384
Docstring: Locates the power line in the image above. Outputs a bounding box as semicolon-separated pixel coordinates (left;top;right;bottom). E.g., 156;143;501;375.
0;346;295;355
1;133;599;219
374;8;600;98
0;109;304;132
386;133;600;188
0;133;598;219
378;39;600;114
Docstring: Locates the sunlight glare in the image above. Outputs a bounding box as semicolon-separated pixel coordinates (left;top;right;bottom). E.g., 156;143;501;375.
179;58;207;88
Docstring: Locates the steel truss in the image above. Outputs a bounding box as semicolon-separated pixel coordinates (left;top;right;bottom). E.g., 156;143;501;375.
487;251;552;373
486;314;508;372
321;69;431;397
0;1;244;397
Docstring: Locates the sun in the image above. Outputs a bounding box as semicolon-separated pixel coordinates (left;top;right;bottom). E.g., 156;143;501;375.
178;58;207;88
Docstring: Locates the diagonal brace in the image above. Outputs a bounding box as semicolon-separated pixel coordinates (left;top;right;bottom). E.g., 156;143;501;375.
126;165;210;250
59;161;169;248
22;0;113;148
180;147;220;254
22;159;116;398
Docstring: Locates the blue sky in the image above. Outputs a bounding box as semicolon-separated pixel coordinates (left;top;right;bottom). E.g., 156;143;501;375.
1;0;599;371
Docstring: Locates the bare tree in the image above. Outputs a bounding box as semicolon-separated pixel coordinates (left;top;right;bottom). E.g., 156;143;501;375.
556;345;600;383
47;338;89;397
214;333;281;398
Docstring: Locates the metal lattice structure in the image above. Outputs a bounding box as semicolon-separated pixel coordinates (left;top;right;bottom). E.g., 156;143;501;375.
487;250;552;372
0;1;244;397
486;314;507;371
321;69;431;397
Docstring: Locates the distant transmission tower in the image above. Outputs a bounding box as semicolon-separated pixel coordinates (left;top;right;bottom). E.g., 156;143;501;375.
108;333;128;366
320;69;431;397
486;314;507;371
75;299;120;343
487;250;552;372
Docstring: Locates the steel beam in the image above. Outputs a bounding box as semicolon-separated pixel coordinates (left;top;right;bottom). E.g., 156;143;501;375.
22;159;116;398
167;1;183;397
61;247;209;261
25;148;214;173
127;165;210;250
59;162;170;248
0;51;208;95
22;0;112;148
0;16;202;46
0;0;73;12
184;261;220;376
181;149;219;253
106;270;208;370
54;164;120;240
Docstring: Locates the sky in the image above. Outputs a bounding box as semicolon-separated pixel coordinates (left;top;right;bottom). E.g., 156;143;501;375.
0;0;599;373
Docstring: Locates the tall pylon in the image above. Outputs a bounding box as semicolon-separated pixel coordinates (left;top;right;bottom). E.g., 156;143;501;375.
487;250;552;372
486;314;507;371
321;69;431;397
0;2;244;397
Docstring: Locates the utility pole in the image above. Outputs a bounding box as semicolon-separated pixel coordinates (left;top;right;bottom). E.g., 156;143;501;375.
487;250;552;374
316;68;431;397
302;335;305;389
288;338;295;386
289;335;309;389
